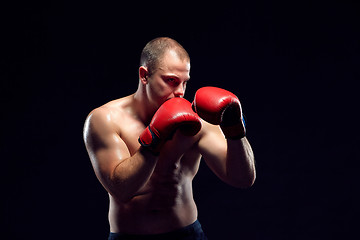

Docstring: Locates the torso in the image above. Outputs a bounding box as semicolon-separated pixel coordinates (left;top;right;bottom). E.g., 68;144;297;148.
101;95;203;234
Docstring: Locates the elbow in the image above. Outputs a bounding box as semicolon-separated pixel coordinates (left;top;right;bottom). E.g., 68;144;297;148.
108;188;134;204
232;179;255;189
107;178;134;204
109;187;135;204
228;174;256;189
117;194;133;204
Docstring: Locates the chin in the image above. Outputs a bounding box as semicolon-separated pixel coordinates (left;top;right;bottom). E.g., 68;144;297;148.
160;97;172;104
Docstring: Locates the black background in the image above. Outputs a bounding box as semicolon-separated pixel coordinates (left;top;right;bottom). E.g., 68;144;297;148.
1;0;359;239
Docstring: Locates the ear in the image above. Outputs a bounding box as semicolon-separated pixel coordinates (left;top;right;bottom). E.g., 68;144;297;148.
139;66;149;84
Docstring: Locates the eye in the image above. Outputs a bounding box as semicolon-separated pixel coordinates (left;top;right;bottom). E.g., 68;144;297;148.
165;77;179;86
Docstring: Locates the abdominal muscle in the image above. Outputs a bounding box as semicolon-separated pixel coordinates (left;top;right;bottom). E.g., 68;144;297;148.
108;173;198;234
108;130;202;234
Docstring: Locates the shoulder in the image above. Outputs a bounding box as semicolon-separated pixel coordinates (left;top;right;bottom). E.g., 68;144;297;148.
83;107;115;150
84;106;116;132
83;97;130;140
85;97;131;127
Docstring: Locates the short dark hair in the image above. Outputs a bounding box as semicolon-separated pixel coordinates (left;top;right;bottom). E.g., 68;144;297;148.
140;37;190;75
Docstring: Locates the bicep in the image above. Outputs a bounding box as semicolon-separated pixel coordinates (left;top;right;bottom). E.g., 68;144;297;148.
83;110;130;188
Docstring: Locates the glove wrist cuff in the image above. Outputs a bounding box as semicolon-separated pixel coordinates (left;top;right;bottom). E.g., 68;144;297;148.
220;120;246;140
138;126;161;155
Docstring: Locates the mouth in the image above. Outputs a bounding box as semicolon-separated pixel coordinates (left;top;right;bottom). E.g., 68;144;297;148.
159;96;185;108
165;96;183;101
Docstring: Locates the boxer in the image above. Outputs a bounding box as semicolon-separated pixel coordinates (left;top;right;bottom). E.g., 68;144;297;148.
83;37;255;240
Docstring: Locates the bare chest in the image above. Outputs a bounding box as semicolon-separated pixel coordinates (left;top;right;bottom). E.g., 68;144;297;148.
119;115;201;173
155;132;201;176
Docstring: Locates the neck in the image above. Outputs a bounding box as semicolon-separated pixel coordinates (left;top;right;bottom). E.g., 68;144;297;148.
133;87;156;125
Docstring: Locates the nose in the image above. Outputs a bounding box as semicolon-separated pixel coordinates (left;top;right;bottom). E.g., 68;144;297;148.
173;84;185;98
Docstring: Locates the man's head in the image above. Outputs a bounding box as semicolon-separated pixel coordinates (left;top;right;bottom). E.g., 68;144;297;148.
138;37;191;109
140;37;190;76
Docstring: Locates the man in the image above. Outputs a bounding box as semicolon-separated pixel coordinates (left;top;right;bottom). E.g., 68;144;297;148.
83;37;256;240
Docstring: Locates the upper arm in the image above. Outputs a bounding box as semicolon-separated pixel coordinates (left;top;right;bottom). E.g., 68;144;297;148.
83;108;130;191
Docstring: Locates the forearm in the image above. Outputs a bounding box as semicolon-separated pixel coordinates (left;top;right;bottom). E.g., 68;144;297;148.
109;147;158;202
225;137;256;188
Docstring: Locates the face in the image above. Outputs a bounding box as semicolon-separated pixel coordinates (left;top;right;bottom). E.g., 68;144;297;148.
144;49;190;108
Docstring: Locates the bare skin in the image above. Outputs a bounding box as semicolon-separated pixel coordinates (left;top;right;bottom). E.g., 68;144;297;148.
83;49;256;235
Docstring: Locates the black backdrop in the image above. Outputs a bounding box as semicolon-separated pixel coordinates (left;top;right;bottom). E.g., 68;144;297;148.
2;1;359;239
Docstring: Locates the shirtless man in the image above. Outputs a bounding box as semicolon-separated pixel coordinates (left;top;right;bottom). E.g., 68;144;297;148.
83;37;256;240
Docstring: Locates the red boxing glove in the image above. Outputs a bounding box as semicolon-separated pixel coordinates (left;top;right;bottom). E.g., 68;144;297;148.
192;86;246;139
139;98;202;154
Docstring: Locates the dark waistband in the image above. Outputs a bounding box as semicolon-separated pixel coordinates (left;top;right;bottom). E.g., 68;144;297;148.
109;220;203;240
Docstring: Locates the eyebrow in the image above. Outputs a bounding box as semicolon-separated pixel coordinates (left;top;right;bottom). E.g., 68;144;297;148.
162;74;190;81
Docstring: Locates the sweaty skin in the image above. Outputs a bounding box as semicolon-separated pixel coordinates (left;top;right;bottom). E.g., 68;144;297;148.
83;47;255;235
89;95;203;234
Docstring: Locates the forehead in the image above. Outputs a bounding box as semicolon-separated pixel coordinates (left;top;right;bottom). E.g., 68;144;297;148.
157;49;190;77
